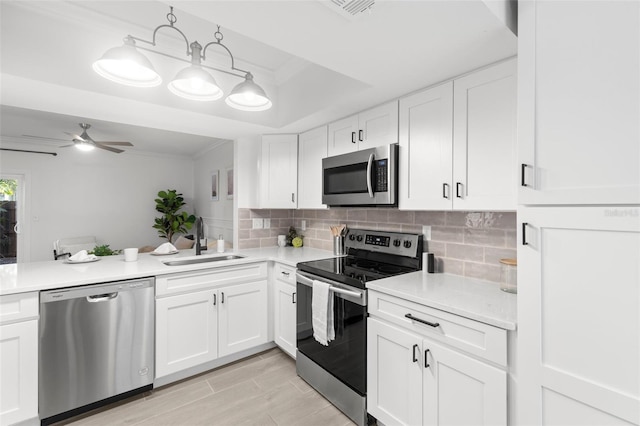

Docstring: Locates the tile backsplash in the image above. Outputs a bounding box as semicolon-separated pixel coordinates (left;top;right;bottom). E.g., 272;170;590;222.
238;208;516;283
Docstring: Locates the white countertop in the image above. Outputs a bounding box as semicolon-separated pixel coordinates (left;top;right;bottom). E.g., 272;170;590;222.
0;247;334;296
367;271;517;330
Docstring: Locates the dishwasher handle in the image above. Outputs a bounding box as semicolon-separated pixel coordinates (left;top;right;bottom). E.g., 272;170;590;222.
86;292;118;303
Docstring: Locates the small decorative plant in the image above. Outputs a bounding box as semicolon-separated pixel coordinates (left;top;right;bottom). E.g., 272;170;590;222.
286;226;304;248
153;189;196;243
90;245;116;256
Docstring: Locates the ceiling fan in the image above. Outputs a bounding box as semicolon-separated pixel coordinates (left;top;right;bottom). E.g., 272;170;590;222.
23;123;133;153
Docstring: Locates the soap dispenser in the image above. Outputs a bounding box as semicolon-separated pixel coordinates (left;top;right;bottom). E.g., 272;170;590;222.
217;234;225;253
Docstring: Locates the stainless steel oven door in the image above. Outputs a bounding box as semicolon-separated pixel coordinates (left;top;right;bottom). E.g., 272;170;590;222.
296;271;367;396
322;143;398;207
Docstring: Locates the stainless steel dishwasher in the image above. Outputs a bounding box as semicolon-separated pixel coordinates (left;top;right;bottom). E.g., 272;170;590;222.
39;277;155;424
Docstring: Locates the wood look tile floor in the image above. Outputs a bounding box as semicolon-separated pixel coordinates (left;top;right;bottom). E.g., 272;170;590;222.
55;348;356;426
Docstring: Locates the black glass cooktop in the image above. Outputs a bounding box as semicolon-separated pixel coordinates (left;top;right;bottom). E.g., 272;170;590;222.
297;255;419;289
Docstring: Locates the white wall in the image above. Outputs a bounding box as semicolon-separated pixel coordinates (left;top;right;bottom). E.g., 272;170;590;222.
193;141;234;247
0;145;194;261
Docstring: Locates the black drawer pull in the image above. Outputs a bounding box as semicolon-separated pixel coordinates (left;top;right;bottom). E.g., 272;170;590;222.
292;292;296;304
425;349;431;368
442;183;449;199
213;293;216;305
221;292;225;304
456;182;462;198
359;129;364;141
412;344;419;363
522;222;529;246
405;313;440;328
351;131;356;144
521;163;528;187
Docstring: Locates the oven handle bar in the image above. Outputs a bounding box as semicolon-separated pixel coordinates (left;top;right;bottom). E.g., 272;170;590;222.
296;272;363;298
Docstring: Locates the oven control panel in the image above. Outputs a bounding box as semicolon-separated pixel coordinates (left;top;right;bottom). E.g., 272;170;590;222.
346;229;422;257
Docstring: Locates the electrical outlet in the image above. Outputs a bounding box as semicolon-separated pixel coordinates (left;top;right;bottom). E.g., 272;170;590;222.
252;218;264;229
301;220;306;231
422;225;432;241
263;219;271;229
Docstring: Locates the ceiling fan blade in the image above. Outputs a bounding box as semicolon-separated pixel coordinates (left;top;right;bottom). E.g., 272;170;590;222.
64;132;86;141
95;141;133;146
94;143;124;154
21;134;69;142
59;144;74;148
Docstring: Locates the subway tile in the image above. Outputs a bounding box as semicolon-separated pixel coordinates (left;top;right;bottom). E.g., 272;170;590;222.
463;228;506;247
238;239;260;249
347;209;367;221
250;229;271;239
250;210;270;219
239;219;253;230
445;243;484;262
270;209;292;219
464;262;501;283
445;211;469;227
414;211;446;226
260;238;277;247
327;209;348;220
488;212;517;229
401;224;422;234
367;209;389;222
426;241;446;257
379;223;403;232
506;230;517;248
238;229;251;240
238;209;250;219
440;258;463;275
484;247;517;265
431;226;464;243
388;210;415;224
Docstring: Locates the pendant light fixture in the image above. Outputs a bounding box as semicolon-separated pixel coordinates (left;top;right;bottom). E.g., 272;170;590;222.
93;7;272;111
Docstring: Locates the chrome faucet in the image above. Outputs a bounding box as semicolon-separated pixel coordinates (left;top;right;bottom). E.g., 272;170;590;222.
195;217;204;255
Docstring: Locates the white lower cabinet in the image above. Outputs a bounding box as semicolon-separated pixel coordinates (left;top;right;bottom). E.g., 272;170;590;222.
155;263;268;380
272;263;297;357
367;291;508;426
0;292;38;426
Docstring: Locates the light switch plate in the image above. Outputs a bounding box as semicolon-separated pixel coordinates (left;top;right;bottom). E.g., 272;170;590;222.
422;225;431;241
301;220;306;231
263;218;271;229
252;218;264;229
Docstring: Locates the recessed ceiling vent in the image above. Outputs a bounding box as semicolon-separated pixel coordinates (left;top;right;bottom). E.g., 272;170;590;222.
321;0;375;20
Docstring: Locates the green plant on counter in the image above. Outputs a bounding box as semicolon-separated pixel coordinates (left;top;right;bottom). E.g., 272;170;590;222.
90;245;115;256
153;189;197;243
286;226;304;247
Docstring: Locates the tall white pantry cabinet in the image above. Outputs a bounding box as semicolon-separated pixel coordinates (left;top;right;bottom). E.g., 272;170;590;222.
517;1;640;425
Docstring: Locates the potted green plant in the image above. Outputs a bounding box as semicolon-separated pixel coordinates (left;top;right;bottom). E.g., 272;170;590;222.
153;189;196;243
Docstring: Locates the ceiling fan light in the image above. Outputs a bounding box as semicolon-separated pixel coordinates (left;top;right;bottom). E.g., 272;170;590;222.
75;141;95;152
92;42;162;88
225;74;272;111
168;65;223;101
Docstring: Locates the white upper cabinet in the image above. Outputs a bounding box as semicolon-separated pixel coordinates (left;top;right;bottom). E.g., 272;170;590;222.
327;101;398;156
399;81;454;211
260;134;298;209
518;0;640;205
453;58;517;210
298;126;328;210
399;59;517;211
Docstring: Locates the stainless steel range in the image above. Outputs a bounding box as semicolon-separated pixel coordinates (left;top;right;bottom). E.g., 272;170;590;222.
295;228;423;426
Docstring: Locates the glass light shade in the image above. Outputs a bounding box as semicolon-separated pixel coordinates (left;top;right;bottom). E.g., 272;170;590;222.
168;65;223;101
92;43;162;87
75;141;95;152
225;74;272;111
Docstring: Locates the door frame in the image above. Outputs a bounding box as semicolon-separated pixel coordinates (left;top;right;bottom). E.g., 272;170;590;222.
1;171;30;263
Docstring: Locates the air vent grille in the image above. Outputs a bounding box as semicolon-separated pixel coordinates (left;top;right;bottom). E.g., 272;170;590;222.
322;0;375;19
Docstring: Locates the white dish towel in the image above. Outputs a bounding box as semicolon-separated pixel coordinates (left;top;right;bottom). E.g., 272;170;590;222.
312;280;335;346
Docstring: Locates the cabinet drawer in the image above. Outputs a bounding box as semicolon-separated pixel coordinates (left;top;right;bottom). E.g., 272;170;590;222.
156;262;268;296
0;292;39;325
274;263;296;286
368;290;507;366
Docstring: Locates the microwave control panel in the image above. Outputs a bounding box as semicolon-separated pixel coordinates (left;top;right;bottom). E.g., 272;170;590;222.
375;159;388;192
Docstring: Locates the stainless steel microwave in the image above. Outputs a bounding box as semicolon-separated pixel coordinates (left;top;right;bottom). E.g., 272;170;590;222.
322;143;398;207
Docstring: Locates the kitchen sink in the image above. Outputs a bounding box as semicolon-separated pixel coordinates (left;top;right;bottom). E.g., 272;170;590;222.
162;254;245;266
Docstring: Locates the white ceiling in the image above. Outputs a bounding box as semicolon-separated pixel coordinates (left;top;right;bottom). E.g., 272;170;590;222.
0;0;517;157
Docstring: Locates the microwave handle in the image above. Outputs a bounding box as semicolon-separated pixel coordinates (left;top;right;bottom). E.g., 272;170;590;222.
366;153;374;198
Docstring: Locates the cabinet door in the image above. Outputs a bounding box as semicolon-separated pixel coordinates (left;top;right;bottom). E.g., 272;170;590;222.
156;290;218;378
518;0;640;205
398;81;453;211
298;126;328;210
273;280;296;358
327;115;359;156
423;340;507;426
218;281;268;357
0;320;38;425
453;59;517;210
367;318;423;426
518;207;640;425
261;134;298;208
358;101;399;149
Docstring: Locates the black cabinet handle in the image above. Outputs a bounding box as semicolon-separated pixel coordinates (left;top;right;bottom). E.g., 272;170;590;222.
425;349;431;368
221;292;225;304
351;132;356;144
405;313;440;328
292;292;296;304
522;223;529;246
359;130;363;141
521;164;528;187
456;182;463;198
442;183;449;199
412;344;419;363
213;293;216;306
